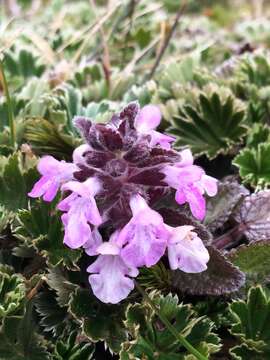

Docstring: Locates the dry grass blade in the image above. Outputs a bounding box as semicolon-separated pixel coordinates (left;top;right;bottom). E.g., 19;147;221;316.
71;1;122;64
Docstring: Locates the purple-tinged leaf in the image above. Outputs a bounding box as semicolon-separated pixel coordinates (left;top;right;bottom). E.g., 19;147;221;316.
233;190;270;242
204;178;249;232
171;247;245;295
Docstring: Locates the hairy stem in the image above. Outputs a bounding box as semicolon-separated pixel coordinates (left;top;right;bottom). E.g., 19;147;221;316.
135;282;208;360
0;59;15;148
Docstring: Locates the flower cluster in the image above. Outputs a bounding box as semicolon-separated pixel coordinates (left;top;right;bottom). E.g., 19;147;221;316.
29;103;217;304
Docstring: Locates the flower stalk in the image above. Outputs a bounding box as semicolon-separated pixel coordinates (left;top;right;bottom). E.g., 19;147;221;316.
135;281;208;360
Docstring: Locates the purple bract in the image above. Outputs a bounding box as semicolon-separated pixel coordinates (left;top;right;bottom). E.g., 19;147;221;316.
29;102;217;303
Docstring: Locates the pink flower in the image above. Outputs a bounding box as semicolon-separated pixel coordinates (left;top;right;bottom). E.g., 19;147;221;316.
163;149;218;220
135;105;174;149
87;233;139;304
28;156;77;202
58;178;102;249
117;194;170;268
167;225;209;273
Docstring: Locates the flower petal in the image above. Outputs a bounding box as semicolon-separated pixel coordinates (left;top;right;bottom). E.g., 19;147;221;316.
135;105;161;133
168;234;209;273
200;175;218;197
83;228;103;256
178;149;194;167
87;255;138;304
150;130;175;149
183;184;206;221
118;195;169;267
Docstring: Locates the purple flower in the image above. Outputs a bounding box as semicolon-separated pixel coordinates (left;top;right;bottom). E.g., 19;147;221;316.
28;102;218;304
163;149;217;220
87;232;139;304
117;194;170;268
83;227;103;256
58;178;102;249
28;156;77;201
135;105;174;149
167;225;209;273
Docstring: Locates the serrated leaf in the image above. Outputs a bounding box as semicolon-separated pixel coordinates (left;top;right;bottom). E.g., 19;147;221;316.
35;289;71;337
0;265;25;317
229;286;270;358
246;124;270;148
204;178;249;232
47;267;77;307
0;153;38;211
230;343;265;360
53;330;95;360
5;48;45;79
172;247;245;295
120;292;220;360
15;200;81;269
25;118;78;161
169;91;247;159
233;143;270;187
69;288;127;353
228;241;270;283
233;190;270;242
0;301;49;360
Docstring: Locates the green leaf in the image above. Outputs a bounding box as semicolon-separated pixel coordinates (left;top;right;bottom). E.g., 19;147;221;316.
53;330;95;360
246;124;270;148
5;48;45;79
0;265;25;317
138;262;172;293
120;292;221;360
15;200;81;269
0;153;38;211
169;91;247;159
35;289;71;337
233;143;270;187
172;247;245;296
229;286;270;358
0;301;49;360
228;241;270;283
69;288;127;353
47;267;77;307
25;118;78;161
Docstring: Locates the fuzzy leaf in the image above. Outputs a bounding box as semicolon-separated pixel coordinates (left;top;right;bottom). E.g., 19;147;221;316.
69;288;127;353
234;143;270;187
233;190;270;242
169;91;247;159
15;200;81;269
228;241;270;283
204;179;249;232
229;286;270;358
172;247;245;295
120;292;220;359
